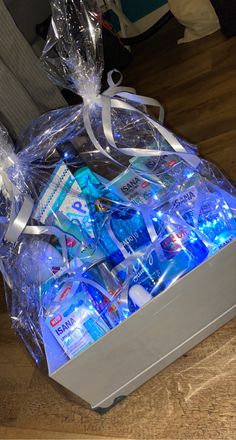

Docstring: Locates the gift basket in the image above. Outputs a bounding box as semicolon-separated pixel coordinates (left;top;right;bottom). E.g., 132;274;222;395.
1;0;236;409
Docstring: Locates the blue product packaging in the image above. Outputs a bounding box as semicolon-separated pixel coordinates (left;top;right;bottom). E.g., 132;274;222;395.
33;161;103;262
33;161;95;238
107;166;165;206
44;280;109;359
128;155;236;253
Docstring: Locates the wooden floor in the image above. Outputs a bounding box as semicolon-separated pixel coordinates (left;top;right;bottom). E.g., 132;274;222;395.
1;18;236;440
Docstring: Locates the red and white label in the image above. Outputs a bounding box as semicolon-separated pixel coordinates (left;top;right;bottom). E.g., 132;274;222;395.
168;160;177;168
59;286;71;301
66;236;77;248
50;314;62;327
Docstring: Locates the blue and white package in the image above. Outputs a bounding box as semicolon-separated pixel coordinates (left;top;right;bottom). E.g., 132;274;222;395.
33;161;95;238
44;279;109;359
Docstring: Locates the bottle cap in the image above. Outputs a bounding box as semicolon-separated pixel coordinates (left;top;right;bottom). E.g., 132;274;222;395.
129;284;152;308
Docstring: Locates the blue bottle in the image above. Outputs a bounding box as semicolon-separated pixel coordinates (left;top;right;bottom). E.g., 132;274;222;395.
74;166;146;256
156;214;209;287
197;195;236;244
128;247;164;296
170;181;236;251
71;164;163;297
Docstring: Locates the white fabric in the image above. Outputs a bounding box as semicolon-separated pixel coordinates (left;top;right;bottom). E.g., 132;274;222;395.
0;0;67;138
168;0;220;44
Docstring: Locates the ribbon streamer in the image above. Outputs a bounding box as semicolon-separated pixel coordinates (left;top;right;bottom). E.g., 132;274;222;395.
0;156;34;243
83;70;200;169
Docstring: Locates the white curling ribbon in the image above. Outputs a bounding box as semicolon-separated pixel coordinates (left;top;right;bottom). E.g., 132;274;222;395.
83;70;200;169
106;69;164;122
0;156;34;243
4;196;34;243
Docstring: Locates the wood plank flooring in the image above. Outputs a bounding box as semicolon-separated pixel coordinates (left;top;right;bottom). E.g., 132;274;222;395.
0;18;236;440
123;20;236;182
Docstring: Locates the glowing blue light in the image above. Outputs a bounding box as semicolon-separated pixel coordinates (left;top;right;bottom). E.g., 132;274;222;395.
186;171;194;179
152;217;158;222
64;152;68;158
189;236;198;243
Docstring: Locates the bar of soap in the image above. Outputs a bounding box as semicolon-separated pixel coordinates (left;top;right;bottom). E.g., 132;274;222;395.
129;284;152;308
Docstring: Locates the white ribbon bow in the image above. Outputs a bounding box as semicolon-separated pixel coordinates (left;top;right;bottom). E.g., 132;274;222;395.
83;69;200;169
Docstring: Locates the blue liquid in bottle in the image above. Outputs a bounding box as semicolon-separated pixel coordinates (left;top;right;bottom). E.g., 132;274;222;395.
81;262;125;328
174;187;236;252
130;248;164;295
197;197;236;243
74;165;159;255
72;165;166;301
158;216;209;287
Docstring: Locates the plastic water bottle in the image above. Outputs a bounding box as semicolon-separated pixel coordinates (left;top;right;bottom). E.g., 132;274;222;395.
156;214;209;287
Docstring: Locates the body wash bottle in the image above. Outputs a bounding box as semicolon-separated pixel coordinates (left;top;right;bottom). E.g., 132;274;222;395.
157;213;209;288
